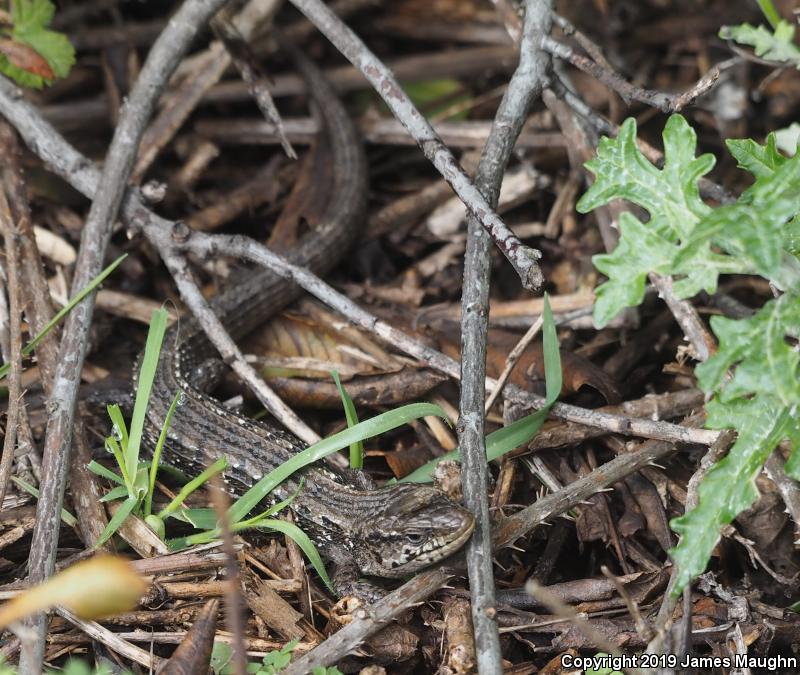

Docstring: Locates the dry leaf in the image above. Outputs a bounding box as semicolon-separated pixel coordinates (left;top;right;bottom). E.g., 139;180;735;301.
0;555;147;629
0;38;54;80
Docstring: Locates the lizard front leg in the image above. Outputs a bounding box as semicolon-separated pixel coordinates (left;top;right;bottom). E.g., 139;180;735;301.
327;546;386;604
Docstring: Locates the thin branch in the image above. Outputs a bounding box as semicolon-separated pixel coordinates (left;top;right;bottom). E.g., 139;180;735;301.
19;1;232;670
0;122;109;550
282;568;453;675
154;234;323;447
287;0;544;290
551;77;735;205
524;580;623;657
55;607;162;670
210;481;248;675
163;230;721;447
132;0;280;182
542;34;734;113
649;273;716;361
457;1;552;671
645;429;736;656
484;314;543;413
0;186;21;506
196;115;565;149
211;13;296;158
764;451;800;534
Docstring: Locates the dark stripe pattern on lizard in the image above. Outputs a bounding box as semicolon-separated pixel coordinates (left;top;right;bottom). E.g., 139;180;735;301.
139;49;475;600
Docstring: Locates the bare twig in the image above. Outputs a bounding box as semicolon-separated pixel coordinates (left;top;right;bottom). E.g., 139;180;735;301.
19;1;233;670
457;1;552;670
764;451;800;536
166;230;720;446
282;568;453;675
542;34;733;113
649;273;716;361
0;186;22;506
551;77;735;205
525;580;622;657
0;123;109;550
196;115;565;149
287;0;544;290
210;12;296;158
484;314;543;414
55;607;162;670
210;482;247;675
132;0;281;182
600;565;653;641
154;232;323;447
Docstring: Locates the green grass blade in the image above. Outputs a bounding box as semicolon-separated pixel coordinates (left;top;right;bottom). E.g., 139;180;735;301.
0;254;127;381
331;370;363;469
99;485;131;502
170;481;300;542
87;460;123;484
106;404;129;450
104;435;130;487
169;507;218;529
228;402;447;523
259;486;300;518
757;0;781;28
400;409;549;483
486;409;550;461
125;307;169;490
174;513;336;593
253;518;334;593
400;295;561;483
145;515;165;540
94;495;139;548
146;391;182;517
11;477;77;527
540;294;562;403
157;456;228;519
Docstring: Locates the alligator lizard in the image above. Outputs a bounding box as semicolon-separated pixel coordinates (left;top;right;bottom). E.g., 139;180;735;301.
141;51;474;600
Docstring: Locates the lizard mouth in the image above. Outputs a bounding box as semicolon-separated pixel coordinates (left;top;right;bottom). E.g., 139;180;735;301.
441;509;476;557
410;507;476;569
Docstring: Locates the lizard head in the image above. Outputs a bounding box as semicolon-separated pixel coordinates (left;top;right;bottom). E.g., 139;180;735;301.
352;483;475;578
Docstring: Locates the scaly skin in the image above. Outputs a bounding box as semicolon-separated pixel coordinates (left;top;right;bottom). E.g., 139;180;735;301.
140;50;474;600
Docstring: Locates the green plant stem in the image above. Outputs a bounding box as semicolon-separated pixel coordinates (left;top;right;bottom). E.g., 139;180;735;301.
157;457;228;519
757;0;781;28
145;391;181;517
0;254;127;381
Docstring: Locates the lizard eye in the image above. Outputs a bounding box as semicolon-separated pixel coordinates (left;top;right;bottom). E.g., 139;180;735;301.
406;533;425;544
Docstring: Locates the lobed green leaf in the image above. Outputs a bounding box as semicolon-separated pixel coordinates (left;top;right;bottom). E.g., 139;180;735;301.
577;116;714;237
719;21;800;67
579;114;800;596
577;115;718;325
6;0;75;88
670;397;795;594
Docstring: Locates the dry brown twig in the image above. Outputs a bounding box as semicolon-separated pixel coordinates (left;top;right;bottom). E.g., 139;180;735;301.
18;1;234;671
288;0;544;291
0;184;22;506
455;0;552;668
